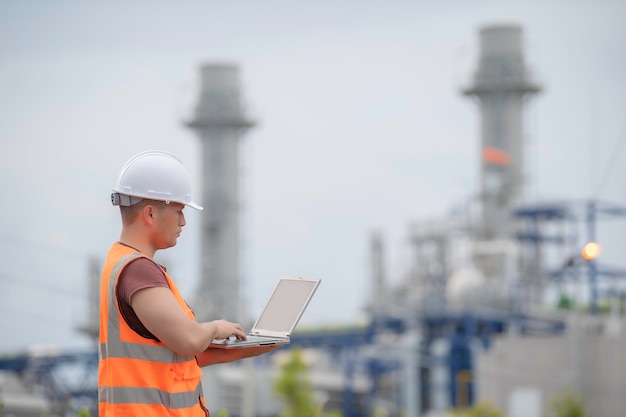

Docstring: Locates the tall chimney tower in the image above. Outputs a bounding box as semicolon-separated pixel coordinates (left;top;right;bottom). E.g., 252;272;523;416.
186;63;254;322
463;24;541;239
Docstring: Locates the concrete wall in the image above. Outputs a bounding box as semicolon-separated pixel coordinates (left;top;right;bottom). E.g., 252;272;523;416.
475;316;626;417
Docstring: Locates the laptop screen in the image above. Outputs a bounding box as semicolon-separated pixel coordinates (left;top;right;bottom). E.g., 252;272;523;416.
253;278;320;334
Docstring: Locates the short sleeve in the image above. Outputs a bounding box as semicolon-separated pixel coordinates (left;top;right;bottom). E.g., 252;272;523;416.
116;257;170;340
117;258;169;305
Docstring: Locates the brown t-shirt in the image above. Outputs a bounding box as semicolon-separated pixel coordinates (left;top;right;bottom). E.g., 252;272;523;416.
116;257;169;340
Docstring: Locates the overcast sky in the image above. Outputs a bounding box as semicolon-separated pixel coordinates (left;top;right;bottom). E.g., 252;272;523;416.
1;0;625;353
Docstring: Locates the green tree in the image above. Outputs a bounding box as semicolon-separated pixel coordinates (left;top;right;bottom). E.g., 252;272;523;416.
41;407;91;417
451;400;505;417
556;294;575;310
544;392;586;417
273;348;341;417
74;408;91;417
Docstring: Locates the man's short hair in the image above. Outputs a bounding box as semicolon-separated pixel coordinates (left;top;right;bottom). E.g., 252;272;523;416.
119;199;167;225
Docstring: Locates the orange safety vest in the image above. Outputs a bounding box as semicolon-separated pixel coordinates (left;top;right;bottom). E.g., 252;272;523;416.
98;242;209;416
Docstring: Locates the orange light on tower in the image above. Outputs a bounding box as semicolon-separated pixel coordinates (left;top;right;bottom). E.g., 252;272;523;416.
482;147;511;166
581;242;601;260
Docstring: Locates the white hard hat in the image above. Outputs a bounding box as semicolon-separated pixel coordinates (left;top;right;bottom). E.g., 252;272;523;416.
111;150;203;211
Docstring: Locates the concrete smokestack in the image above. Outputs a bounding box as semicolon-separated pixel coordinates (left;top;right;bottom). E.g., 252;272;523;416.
186;63;254;322
463;24;541;239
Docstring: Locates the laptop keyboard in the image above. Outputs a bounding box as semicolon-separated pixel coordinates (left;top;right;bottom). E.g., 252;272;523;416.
226;335;285;344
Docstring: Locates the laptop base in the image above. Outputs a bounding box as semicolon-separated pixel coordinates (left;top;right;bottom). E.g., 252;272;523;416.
210;335;289;349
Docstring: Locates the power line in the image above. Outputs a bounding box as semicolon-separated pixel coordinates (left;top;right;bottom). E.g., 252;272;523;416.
594;123;626;199
0;304;73;329
0;231;94;260
0;272;84;298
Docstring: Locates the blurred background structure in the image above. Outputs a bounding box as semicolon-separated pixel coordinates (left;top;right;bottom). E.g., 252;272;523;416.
1;2;626;417
186;63;255;323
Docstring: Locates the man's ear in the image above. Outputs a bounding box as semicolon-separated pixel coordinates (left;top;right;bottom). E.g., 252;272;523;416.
142;204;155;223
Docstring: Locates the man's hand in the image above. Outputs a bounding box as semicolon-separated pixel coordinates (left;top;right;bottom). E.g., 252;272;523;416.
202;320;247;340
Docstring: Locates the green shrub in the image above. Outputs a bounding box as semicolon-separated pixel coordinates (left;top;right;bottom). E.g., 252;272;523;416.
544;392;586;417
273;348;341;417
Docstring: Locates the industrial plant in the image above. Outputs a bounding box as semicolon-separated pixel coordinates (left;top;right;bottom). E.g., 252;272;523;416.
1;23;626;417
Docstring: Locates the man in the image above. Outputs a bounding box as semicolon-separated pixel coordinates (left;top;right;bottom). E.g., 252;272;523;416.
99;150;277;416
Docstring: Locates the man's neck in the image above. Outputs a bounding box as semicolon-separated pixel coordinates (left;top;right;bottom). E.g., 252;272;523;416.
118;230;156;258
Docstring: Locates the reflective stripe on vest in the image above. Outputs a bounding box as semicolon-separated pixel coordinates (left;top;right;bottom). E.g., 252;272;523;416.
99;385;203;407
98;244;206;415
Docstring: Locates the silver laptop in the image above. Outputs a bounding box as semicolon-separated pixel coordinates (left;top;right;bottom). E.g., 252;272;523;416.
210;277;321;349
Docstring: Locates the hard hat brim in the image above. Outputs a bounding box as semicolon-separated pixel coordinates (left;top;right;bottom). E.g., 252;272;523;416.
186;201;204;211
